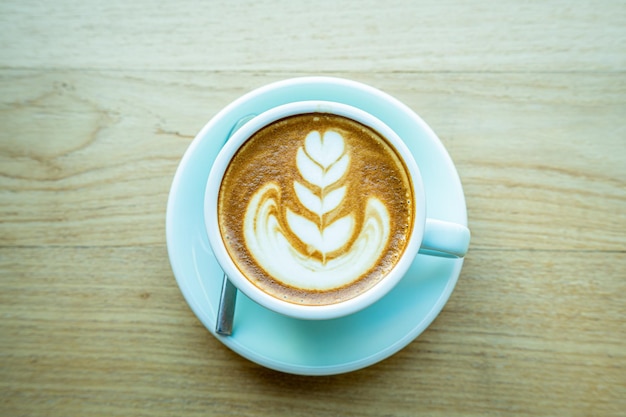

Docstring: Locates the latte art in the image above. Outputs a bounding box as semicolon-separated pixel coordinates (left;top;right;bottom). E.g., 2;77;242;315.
244;130;391;290
218;113;414;306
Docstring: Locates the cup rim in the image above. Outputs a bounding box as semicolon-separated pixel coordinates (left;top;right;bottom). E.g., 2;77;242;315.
204;100;426;320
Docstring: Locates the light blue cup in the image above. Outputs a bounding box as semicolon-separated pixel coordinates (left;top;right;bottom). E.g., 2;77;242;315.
204;100;470;320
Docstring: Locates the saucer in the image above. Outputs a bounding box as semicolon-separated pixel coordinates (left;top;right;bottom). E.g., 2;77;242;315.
166;77;468;376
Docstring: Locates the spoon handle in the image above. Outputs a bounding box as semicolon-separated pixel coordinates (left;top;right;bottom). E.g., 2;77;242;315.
216;274;238;335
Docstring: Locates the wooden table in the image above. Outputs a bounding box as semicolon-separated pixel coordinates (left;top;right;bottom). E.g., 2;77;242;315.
1;1;624;415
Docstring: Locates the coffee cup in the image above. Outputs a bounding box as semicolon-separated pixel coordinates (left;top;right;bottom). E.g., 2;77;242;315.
204;101;470;320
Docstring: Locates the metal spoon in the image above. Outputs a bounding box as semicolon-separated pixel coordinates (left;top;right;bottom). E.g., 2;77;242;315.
215;114;255;336
216;273;237;335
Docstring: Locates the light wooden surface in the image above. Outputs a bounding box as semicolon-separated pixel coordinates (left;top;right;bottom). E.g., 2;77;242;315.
1;1;625;416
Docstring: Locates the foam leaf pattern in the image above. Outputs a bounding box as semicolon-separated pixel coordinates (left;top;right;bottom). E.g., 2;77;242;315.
304;130;344;168
241;128;393;289
296;131;350;189
291;130;353;257
293;182;346;216
286;209;354;254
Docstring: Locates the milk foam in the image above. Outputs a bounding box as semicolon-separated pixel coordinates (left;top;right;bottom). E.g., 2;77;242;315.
244;184;390;290
242;130;392;290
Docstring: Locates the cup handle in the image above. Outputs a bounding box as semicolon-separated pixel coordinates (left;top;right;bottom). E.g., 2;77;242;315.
418;218;471;259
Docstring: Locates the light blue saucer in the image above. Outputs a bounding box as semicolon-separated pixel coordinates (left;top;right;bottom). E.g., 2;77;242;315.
166;77;468;375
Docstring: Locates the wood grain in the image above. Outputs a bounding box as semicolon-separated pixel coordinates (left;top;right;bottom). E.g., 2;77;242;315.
1;71;624;249
1;0;625;72
1;248;623;416
0;0;625;416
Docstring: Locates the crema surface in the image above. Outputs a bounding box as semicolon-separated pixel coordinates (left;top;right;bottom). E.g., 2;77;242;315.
218;114;414;306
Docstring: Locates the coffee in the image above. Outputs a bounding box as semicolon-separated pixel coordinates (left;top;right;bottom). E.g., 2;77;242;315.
217;113;414;306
